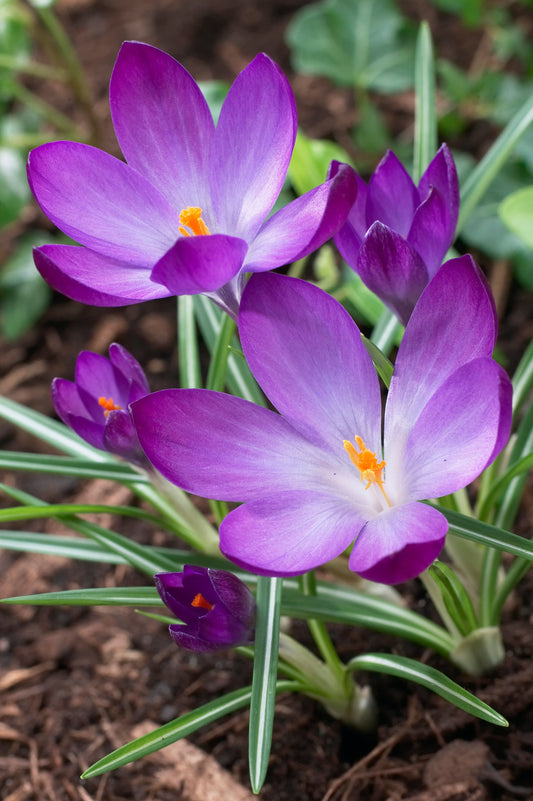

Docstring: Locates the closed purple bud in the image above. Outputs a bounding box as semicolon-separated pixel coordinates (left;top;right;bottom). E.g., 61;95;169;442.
155;566;255;652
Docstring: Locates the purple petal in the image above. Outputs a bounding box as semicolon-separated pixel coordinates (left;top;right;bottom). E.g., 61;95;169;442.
395;359;513;500
74;350;124;411
110;42;215;213
155;571;196;622
329;160;368;245
408;187;454;279
418;144;459;227
103;410;143;463
150;233;248;296
366;151;418;235
211;53;297;241
349;502;447;584
356;222;429;326
52;377;90;422
220;490;367;576
385;255;497;445
239;273;382;453
131;388;325;501
28;142;180;264
208;569;256;625
196;602;253;647
108;343;150;401
168;625;226;653
244;162;357;272
33;245;171;307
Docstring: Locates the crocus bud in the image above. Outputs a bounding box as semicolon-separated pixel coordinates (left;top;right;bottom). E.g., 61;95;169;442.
155;566;255;652
52;342;149;466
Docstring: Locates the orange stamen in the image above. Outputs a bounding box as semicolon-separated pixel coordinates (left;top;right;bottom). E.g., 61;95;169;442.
179;206;210;237
343;435;391;506
98;396;122;418
191;593;214;611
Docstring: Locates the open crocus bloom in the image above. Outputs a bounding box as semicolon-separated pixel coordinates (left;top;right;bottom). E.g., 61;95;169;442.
52;343;149;466
330;145;459;325
155;566;255;652
132;258;512;584
28;42;357;319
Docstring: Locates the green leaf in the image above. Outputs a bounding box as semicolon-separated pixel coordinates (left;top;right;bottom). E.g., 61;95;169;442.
346;653;508;726
81;680;299;778
0;451;150;482
442;506;533;561
457;91;533;233
1;586;162;606
286;0;416;93
281;583;454;656
499;186;533;249
428;560;478;636
413;22;437;182
288;129;353;196
249;576;283;794
0;146;30;226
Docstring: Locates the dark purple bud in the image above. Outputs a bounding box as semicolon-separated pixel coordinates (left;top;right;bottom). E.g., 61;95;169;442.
155;566;255;652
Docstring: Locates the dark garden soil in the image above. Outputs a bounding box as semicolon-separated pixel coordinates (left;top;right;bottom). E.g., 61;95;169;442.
1;1;533;799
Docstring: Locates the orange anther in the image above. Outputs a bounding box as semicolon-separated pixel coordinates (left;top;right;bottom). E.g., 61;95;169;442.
343;435;391;506
179;206;210;237
191;593;214;611
98;396;122;418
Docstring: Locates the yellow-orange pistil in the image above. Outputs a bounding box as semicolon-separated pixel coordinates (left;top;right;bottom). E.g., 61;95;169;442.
191;593;214;611
98;396;122;418
179;206;210;237
343;435;391;506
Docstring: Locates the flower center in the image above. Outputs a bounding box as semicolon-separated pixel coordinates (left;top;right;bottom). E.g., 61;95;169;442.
191;592;214;611
179;206;210;237
343;435;391;506
98;396;122;418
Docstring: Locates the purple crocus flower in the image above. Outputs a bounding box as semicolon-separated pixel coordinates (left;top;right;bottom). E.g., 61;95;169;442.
52;342;149;465
27;42;357;319
132;258;511;585
330;145;459;325
155;566;255;652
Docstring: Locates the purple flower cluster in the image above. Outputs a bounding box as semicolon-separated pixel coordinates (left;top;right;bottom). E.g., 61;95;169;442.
35;42;512;595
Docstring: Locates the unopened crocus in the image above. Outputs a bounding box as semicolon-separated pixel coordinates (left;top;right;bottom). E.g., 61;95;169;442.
28;42;357;319
155;566;255;652
52;343;149;466
330;145;459;325
133;258;511;585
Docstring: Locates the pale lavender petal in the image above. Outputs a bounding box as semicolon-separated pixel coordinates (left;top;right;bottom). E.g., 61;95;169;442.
220;490;367;576
28;142;180;264
408;187;454;278
211;53;297;241
33;245;171;306
239;273;382;452
131;389;326;501
150;234;247;296
348;502;447;584
385;255;497;448
110;42;215;212
395;359;513;500
366;151;418;235
356;222;428;326
244;163;357;272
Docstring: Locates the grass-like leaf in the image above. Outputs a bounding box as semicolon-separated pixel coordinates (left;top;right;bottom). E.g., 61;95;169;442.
413;21;436;182
81;679;299;778
346;653;508;727
442;506;533;561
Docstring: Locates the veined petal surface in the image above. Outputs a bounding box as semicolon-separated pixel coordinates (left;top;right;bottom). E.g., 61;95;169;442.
211;53;297;241
132;388;329;501
28;142;180;264
389;358;513;501
34;245;171;306
366;151;418;235
244;163;357;272
110;42;215;213
349;502;447;584
220;490;368;576
385;255;497;447
239;273;382;453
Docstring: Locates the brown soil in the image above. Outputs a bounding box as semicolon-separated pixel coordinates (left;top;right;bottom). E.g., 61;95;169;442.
1;1;533;800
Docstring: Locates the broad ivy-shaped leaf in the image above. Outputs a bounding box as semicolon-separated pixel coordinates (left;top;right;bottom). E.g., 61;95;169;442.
286;0;416;93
